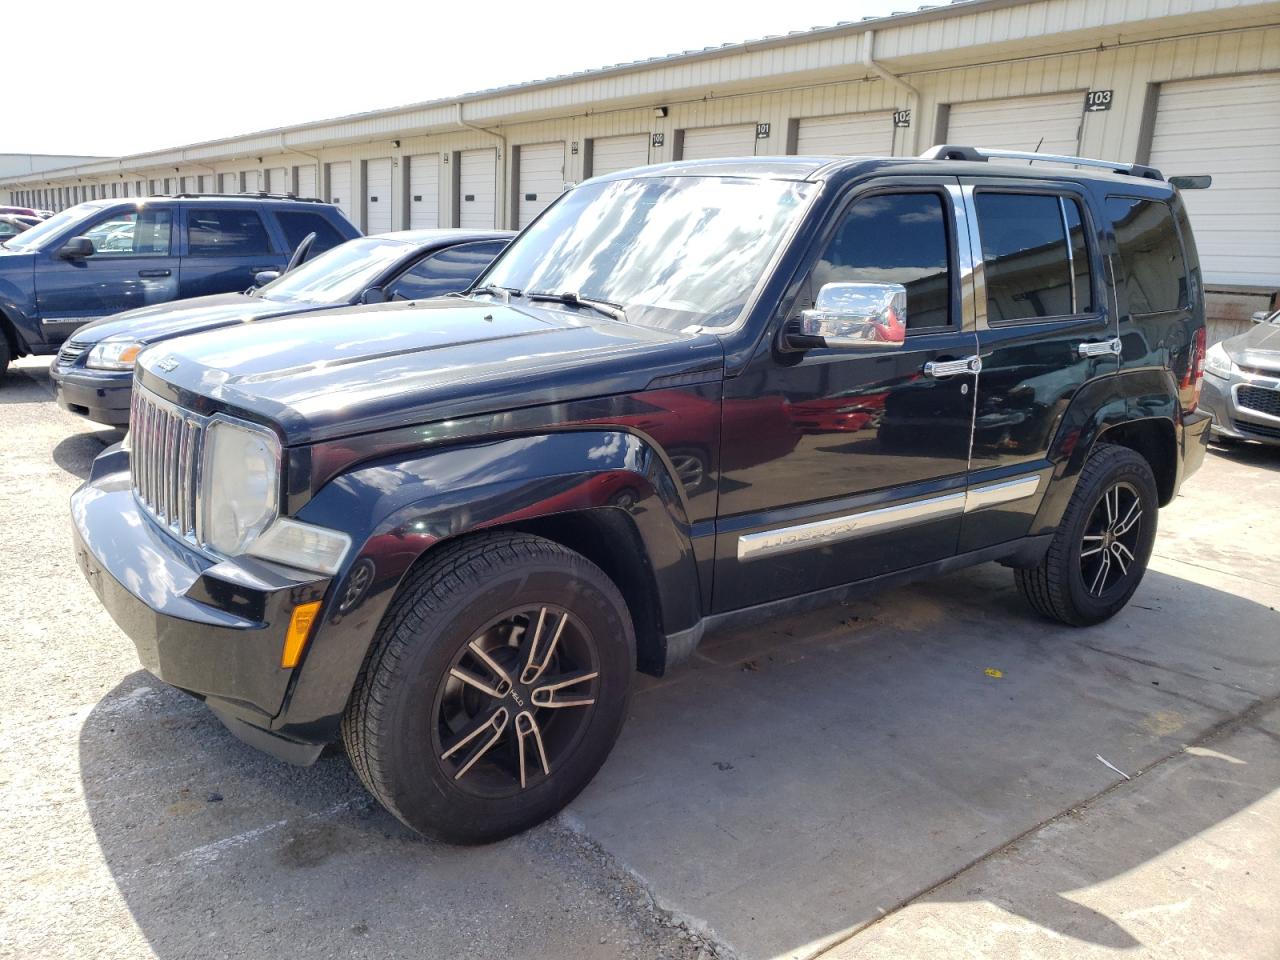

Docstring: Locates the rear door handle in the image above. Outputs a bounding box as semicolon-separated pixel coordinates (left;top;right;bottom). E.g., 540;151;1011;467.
924;355;982;378
1078;337;1122;358
138;268;171;277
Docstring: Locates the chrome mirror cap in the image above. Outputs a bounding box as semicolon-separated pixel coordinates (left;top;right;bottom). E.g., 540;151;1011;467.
794;282;908;350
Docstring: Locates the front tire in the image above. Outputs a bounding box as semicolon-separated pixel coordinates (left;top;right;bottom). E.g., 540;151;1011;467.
342;532;635;844
1016;443;1158;626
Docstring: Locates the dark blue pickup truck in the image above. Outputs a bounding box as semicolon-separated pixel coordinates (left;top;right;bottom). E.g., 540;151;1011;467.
0;194;358;376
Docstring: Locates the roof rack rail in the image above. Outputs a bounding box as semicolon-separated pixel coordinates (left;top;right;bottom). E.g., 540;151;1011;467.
167;192;326;202
919;144;1164;180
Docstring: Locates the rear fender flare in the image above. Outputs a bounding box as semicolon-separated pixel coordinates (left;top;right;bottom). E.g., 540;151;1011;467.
1031;369;1180;534
278;429;700;739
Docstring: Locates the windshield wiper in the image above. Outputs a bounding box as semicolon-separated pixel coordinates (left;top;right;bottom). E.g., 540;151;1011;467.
526;290;627;323
467;283;522;303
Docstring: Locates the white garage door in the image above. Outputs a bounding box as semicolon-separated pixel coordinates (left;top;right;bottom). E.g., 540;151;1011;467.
296;164;318;199
458;149;497;229
180;176;196;193
590;134;650;177
408;153;440;228
219;172;237;194
241;170;259;193
947;92;1083;158
517;142;565;227
266;167;289;194
680;124;758;160
327;162;352;219
795;111;895;156
365;157;393;234
1148;73;1280;287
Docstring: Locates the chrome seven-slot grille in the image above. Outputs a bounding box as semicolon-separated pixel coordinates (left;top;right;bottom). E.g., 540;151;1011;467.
129;387;207;541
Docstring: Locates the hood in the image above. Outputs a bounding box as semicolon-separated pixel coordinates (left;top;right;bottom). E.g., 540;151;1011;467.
73;292;310;344
137;298;725;444
1224;321;1280;373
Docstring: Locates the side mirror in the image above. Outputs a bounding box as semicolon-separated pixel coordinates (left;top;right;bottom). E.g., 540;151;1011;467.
253;270;280;287
786;282;908;351
361;288;387;305
58;236;95;259
1251;310;1278;325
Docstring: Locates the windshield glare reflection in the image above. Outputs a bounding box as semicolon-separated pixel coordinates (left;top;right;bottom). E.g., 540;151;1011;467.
259;237;409;304
483;176;815;331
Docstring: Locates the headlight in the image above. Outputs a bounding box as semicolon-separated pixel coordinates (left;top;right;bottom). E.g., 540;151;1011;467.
201;418;280;556
86;337;144;370
1204;342;1234;378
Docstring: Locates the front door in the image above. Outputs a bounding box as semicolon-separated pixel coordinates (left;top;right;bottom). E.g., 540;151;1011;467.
34;206;178;343
713;181;980;612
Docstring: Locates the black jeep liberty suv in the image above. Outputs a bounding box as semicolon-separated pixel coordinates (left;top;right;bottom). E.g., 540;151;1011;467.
72;147;1211;843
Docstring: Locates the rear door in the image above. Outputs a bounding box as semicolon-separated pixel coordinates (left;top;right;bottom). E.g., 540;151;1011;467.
178;205;286;298
34;205;178;341
958;179;1112;552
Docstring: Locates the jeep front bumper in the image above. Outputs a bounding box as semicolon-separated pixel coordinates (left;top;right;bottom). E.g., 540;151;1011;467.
71;452;332;764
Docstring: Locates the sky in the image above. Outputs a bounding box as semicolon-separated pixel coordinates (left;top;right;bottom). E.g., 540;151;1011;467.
3;0;911;159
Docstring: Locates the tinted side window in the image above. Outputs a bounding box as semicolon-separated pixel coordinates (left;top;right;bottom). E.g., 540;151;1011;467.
276;211;345;254
1107;197;1187;315
813;192;952;329
82;209;173;257
385;240;509;301
187;208;271;256
976;193;1092;322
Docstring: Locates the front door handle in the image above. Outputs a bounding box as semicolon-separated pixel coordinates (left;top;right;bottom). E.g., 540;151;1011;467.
138;268;171;277
924;355;982;378
1078;337;1122;358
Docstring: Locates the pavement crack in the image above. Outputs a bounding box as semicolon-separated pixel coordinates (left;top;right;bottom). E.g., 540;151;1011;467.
805;689;1280;960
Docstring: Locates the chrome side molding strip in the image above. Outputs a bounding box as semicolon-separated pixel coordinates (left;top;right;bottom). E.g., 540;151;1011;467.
736;474;1043;562
963;474;1041;513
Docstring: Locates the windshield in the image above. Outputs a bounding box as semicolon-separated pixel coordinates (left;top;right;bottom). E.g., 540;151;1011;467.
2;203;106;251
481;175;816;331
258;236;410;303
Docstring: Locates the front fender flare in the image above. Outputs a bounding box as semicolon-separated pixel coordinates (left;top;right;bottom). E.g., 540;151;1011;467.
277;430;700;740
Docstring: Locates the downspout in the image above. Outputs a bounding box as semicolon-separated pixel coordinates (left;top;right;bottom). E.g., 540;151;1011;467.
456;102;508;228
862;30;922;156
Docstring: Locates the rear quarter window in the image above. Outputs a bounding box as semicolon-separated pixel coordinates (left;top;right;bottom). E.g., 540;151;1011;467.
1106;197;1188;315
275;210;347;254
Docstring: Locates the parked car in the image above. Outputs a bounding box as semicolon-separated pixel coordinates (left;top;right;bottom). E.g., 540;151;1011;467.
51;229;512;426
0;215;37;241
72;148;1210;844
1201;309;1280;445
0;205;38;217
0;195;359;378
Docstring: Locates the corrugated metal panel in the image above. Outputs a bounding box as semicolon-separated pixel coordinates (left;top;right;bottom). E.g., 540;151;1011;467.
365;157;393;234
946;91;1083;157
219;172;237;194
517;142;565;227
1149;73;1280;286
242;170;259;193
180;176;196;193
459;149;497;228
297;165;318;199
590;134;650;176
327;162;352;219
680;123;757;160
408;154;440;228
795;111;895;155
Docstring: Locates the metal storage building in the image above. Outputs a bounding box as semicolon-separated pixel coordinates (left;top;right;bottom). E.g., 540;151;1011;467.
5;0;1279;334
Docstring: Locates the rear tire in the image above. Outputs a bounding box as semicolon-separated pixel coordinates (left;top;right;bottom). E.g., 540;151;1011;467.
342;532;635;844
1016;443;1158;626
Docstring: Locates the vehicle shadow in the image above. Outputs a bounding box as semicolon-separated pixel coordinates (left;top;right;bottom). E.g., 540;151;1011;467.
77;562;1280;959
51;431;116;480
1208;437;1280;468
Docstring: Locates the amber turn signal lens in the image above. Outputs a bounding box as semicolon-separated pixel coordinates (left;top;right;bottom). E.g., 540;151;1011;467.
281;600;323;669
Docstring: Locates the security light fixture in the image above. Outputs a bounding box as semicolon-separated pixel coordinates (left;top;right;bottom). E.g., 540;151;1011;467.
654;106;668;118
